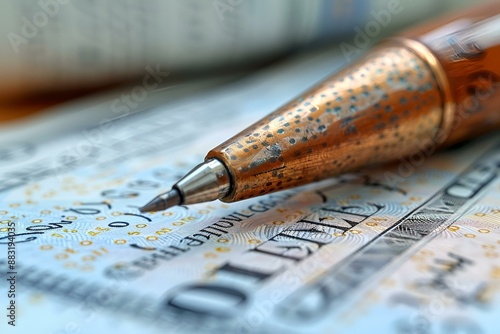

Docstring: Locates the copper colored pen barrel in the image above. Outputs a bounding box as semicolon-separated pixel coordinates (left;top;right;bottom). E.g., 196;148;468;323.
140;3;500;213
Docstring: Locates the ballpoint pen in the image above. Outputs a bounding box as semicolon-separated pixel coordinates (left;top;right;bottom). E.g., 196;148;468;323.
140;3;500;213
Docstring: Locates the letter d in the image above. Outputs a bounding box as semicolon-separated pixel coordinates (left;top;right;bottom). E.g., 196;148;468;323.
21;17;38;38
39;0;60;17
353;26;370;49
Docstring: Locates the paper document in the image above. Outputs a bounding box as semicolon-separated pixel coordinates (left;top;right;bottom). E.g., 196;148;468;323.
0;46;499;334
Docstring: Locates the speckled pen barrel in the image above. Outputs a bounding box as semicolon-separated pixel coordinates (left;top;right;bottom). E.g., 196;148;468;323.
206;3;500;203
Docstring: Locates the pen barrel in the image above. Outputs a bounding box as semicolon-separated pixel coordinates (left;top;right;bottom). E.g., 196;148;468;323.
403;2;500;145
207;3;500;202
207;44;443;201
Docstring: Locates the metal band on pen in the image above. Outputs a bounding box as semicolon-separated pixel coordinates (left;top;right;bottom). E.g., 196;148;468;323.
390;37;455;143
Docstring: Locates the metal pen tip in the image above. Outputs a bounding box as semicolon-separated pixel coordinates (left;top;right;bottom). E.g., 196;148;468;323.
139;159;230;212
139;189;182;213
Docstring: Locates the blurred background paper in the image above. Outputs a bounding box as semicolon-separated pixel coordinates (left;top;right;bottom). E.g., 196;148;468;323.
0;0;489;106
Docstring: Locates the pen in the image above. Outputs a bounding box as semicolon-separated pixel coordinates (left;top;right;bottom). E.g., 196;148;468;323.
140;3;500;213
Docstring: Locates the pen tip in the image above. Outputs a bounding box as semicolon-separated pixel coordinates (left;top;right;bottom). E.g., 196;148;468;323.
139;189;182;213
